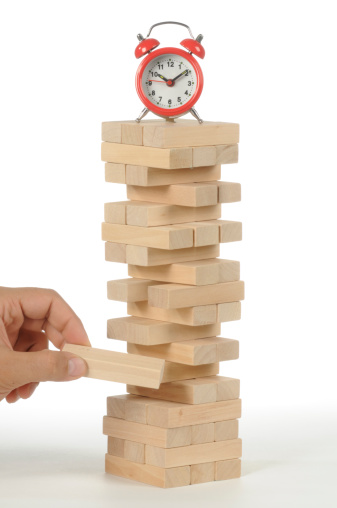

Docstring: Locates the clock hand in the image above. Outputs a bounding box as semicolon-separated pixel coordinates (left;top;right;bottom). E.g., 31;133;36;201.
171;69;188;82
157;74;168;82
148;80;166;83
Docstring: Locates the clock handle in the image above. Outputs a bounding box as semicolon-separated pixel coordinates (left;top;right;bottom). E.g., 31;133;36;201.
146;21;195;39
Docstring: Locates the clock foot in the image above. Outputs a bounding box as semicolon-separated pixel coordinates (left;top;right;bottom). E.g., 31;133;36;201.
135;107;149;123
190;108;203;124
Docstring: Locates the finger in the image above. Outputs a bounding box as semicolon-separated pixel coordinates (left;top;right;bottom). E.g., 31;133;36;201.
14;329;48;353
17;382;39;400
6;389;20;404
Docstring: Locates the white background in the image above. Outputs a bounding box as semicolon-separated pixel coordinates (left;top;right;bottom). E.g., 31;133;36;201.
0;1;336;506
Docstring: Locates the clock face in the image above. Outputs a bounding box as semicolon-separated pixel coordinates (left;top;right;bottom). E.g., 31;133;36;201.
136;47;203;117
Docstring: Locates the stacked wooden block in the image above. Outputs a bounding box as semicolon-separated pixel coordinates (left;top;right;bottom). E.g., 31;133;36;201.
101;119;243;488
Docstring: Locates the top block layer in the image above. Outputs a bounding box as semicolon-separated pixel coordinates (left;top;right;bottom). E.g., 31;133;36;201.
102;119;240;148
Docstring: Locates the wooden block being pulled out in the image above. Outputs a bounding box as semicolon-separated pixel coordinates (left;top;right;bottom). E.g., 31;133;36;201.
125;164;221;187
127;182;218;207
62;344;164;389
125;244;220;267
107;278;161;302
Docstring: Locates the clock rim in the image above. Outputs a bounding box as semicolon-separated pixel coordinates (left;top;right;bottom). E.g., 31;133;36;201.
135;47;204;117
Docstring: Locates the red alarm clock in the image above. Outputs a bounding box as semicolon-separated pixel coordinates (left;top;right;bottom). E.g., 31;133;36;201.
134;22;205;123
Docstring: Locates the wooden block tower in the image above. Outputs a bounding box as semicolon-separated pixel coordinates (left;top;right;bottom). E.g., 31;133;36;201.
101;119;243;488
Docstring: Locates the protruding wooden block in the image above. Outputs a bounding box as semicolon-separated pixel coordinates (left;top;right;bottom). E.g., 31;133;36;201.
125;164;221;186
125;244;220;267
105;163;126;183
127;336;239;365
105;454;191;488
107;395;166;424
128;259;240;286
205;219;242;243
107;316;221;345
62;344;164;389
145;439;242;468
215;420;239;442
102;223;193;250
174;221;219;247
102;122;123;143
218;182;241;203
148;281;245;309
107;278;160;303
215;458;241;481
103;415;192;448
216;144;239;164
105;242;127;263
191;462;215;484
127;301;217;326
104;202;127;224
191;423;215;445
217;301;241;322
127;182;218;207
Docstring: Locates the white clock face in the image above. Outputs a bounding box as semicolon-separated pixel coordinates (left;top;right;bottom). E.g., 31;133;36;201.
141;53;197;110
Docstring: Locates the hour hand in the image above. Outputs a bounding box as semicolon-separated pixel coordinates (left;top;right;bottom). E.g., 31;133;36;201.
158;74;168;82
171;70;188;82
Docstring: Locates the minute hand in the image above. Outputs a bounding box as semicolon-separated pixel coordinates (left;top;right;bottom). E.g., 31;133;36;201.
171;70;188;82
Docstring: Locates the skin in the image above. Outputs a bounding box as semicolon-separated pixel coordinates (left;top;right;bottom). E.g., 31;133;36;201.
0;286;91;404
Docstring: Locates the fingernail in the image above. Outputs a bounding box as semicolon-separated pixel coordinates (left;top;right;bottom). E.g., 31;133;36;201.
68;357;87;377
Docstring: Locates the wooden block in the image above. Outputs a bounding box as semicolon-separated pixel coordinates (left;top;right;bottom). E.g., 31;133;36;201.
107;278;160;303
145;438;242;468
106;394;133;420
107;437;125;458
218;182;241;203
125;244;220;267
121;122;143;145
104;202;127;224
103;415;192;448
128;259;240;286
107;394;163;424
105;163;126;183
195;376;241;401
147;398;242;428
191;423;215;445
127;182;218;207
141;120;240;148
124;441;145;464
217;302;241;322
62;344;164;389
128;377;218;405
205;219;242;243
191;462;215;484
216;144;239;164
174;221;219;247
107;316;221;345
102;223;193;250
215;458;241;481
102;122;122;143
215;420;239;442
201;337;240;362
192;146;216;167
148;281;245;309
105;242;127;263
105;454;191;488
101;142;192;169
127;301;217;326
126;164;221;186
161;362;219;384
126;201;221;227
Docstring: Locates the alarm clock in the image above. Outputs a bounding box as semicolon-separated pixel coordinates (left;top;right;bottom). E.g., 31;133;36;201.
134;22;205;123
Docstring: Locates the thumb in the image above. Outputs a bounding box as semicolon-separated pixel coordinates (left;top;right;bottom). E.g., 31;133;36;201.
6;349;88;387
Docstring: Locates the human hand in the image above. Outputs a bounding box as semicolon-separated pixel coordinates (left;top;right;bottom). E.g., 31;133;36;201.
0;286;91;404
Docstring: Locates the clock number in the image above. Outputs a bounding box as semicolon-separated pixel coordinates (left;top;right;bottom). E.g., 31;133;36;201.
167;61;174;67
158;64;163;70
188;81;191;86
184;90;189;95
177;97;181;102
151;90;155;96
168;99;172;105
158;96;162;102
150;71;158;77
178;64;182;69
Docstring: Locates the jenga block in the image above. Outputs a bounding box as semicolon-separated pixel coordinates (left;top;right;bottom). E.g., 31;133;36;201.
217;302;241;322
102;223;193;250
126;201;221;227
215;420;239;442
107;278;160;303
147;398;242;428
191;462;215;484
104;202;127;224
218;182;241;203
145;438;242;468
103;416;192;448
106;394;133;420
102;122;123;143
205;219;242;243
107;316;221;345
125;244;220;266
128;259;240;286
192;146;216;167
101;142;192;169
107;394;164;424
198;376;241;401
141;120;240;148
105;242;127;263
162;362;219;384
126;164;221;186
215;144;239;164
127;182;218;207
62;345;164;389
105;163;126;183
191;423;215;445
148;281;245;309
124;441;145;464
201;337;240;362
127;301;217;326
174;221;219;247
121;122;143;145
107;437;125;458
215;458;241;481
105;454;191;488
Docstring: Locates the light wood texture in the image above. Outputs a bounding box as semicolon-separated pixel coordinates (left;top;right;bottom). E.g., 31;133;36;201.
105;454;191;488
217;301;242;322
105;242;127;263
107;316;221;345
192;146;216;166
105;163;126;184
107;437;145;464
125;164;221;186
107;394;166;424
101;142;193;169
62;344;164;389
102;223;193;250
215;458;241;481
148;281;245;309
127;182;218;207
145;438;242;468
103;416;192;448
218;181;241;203
162;362;219;384
125;201;221;227
215;420;239;442
127;336;239;365
147;398;242;428
216;144;239;164
107;278;160;303
191;423;215;445
191;462;215;484
128;259;240;286
124;244;220;266
107;437;125;458
102;122;123;143
174;221;219;247
104;201;127;224
127;301;217;326
205;219;242;243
